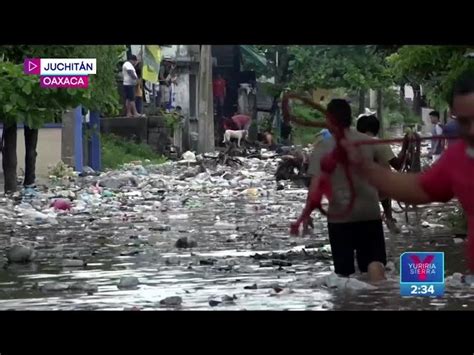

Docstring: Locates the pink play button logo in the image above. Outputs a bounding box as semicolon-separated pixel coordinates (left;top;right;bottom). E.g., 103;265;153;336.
24;58;41;75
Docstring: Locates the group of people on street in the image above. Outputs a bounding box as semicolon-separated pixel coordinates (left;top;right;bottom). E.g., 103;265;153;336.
122;55;146;118
307;72;474;282
122;54;178;117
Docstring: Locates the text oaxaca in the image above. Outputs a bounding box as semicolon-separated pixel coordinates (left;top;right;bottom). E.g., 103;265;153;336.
40;76;89;89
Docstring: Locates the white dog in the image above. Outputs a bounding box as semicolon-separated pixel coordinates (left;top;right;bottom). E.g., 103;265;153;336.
223;129;248;147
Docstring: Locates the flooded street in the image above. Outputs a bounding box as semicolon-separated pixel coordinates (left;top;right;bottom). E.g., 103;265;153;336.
0;150;471;311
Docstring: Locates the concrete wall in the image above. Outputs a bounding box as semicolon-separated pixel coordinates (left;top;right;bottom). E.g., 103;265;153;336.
100;116;173;155
0;127;62;178
174;72;190;115
101;117;149;144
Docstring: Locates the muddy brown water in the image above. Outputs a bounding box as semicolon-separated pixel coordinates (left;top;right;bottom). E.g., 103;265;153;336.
0;188;470;311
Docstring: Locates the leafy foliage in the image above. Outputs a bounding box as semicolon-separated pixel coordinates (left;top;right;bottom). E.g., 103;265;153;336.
0;61;83;128
249;45;474;128
291;104;325;146
387;45;474;108
289;45;391;91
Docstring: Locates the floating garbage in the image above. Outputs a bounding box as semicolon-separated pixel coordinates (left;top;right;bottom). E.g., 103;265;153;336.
160;296;182;307
15;206;58;225
213;221;237;230
51;198;72;211
62;259;86;267
69;282;98;293
312;273;377;291
0;143;461;310
446;273;464;287
117;277;140;289
40;282;70;292
7;245;35;263
181;151;197;163
175;237;197;249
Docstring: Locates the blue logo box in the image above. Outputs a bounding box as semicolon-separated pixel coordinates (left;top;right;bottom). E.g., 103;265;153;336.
400;252;445;297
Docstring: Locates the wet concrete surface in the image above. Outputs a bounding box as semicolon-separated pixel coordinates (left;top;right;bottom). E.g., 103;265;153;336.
0;149;471;310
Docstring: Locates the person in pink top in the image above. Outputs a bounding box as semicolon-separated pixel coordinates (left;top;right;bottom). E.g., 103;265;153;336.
231;113;251;131
342;72;474;274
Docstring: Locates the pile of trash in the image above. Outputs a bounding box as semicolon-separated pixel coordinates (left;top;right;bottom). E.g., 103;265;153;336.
0;151;309;262
310;273;377;291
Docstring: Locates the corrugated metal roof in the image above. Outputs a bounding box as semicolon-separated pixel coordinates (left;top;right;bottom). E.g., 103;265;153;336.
240;45;267;68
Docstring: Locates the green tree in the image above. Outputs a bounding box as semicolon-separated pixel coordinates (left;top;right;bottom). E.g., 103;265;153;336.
289;45;391;92
245;45;402;136
243;45;293;96
387;45;474;111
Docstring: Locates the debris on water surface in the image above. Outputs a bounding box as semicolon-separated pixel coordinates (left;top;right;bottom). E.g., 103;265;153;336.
453;238;464;244
7;245;35;263
181;151;197;162
99;177;132;190
152;225;171;232
259;260;273;268
80;166;97;177
168;213;189;220
213;221;237;230
312;273;377;291
213;264;233;272
463;275;474;286
272;260;292;267
446;273;464;287
0;142;462;310
124;306;142;311
209;300;221;307
40;282;70;292
50;198;72;211
70;282;98;293
165;258;181;266
226;234;238;242
160;296;182;307
270;288;294;296
62;259;86;267
175;237;198;249
199;258;216;266
385;261;395;270
222;295;237;304
259;259;292;268
117;277;140;289
120;250;141;256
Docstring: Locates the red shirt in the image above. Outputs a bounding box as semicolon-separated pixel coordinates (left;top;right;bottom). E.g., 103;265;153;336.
419;141;474;271
213;78;226;98
231;115;251;130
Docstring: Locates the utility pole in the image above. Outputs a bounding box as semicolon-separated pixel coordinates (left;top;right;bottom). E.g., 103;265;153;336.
197;45;215;154
376;88;384;138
